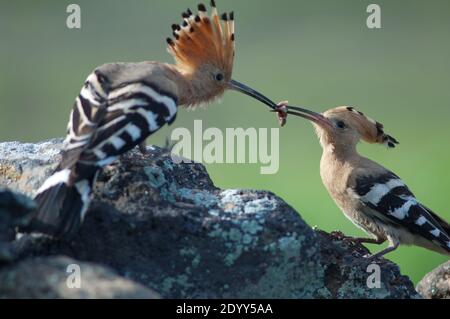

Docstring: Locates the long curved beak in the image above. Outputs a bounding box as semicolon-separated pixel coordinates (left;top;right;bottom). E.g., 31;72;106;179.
282;105;332;128
229;79;277;110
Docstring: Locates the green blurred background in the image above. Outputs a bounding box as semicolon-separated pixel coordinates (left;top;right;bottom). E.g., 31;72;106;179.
1;0;449;284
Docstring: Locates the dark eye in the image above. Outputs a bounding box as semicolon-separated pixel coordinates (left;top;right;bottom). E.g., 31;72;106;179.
215;73;224;82
336;120;347;129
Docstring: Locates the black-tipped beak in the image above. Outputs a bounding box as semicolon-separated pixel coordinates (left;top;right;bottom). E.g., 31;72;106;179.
282;105;332;128
229;79;277;110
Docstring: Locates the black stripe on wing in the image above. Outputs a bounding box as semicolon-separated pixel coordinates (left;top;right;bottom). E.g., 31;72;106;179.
109;80;178;103
354;171;400;197
107;82;178;123
61;71;109;169
374;185;413;213
353;172;450;251
79;82;178;166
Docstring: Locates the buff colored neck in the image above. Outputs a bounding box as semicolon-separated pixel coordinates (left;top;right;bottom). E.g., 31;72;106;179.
161;64;195;106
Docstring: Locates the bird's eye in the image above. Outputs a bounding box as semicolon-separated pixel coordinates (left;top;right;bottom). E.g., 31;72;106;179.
336;120;347;129
215;73;224;82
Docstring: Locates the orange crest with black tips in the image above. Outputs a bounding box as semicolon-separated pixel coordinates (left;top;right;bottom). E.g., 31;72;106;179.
166;1;235;77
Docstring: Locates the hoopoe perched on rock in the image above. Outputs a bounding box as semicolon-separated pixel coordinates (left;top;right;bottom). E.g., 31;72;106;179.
278;104;450;259
29;1;277;238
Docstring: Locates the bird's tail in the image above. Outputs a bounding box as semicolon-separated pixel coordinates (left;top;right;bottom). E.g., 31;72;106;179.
423;205;450;255
28;166;97;239
436;220;450;255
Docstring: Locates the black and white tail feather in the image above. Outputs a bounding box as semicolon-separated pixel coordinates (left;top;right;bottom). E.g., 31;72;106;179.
31;167;96;238
29;64;178;238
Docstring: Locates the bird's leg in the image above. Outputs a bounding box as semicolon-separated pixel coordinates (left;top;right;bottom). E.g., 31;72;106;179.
366;241;400;262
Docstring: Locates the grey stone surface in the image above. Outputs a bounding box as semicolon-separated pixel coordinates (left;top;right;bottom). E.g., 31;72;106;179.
0;256;160;299
0;188;36;262
0;139;420;299
417;261;450;299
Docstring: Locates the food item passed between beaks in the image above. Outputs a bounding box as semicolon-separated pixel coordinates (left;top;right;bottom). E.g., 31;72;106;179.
275;101;289;127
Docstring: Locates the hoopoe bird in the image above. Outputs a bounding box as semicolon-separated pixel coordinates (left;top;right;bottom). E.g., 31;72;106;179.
29;1;277;238
278;104;450;260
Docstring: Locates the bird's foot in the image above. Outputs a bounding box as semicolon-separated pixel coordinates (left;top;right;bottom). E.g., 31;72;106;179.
330;231;361;245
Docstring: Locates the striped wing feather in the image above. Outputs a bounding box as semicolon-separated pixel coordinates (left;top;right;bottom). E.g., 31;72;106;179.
61;69;178;170
352;171;450;251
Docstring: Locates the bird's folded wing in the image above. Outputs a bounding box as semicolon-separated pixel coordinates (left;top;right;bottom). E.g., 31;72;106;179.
60;71;110;169
349;171;450;251
61;71;178;169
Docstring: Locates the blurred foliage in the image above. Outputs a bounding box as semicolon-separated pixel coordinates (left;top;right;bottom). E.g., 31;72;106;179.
1;0;449;284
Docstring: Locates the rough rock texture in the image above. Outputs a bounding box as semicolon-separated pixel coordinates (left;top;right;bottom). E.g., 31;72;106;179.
0;188;36;240
0;256;160;299
0;140;420;299
417;261;450;299
0;188;36;262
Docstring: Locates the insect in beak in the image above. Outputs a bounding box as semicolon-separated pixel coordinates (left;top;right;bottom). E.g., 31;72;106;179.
229;79;277;110
272;101;289;127
272;104;333;128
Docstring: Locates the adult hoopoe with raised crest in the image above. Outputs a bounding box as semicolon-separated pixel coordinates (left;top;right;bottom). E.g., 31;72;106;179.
277;104;450;259
29;1;278;238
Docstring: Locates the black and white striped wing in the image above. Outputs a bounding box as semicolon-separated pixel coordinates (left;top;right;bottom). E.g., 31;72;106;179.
351;172;450;251
34;69;178;237
61;71;109;169
61;71;177;169
78;81;178;167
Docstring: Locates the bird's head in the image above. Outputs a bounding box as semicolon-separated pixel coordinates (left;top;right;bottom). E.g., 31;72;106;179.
284;105;399;150
167;1;276;109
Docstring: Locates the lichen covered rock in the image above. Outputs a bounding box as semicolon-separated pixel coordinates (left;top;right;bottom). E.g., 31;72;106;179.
0;139;420;298
417;261;450;299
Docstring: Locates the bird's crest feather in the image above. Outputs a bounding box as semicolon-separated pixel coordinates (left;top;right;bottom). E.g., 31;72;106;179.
166;1;235;75
328;106;399;148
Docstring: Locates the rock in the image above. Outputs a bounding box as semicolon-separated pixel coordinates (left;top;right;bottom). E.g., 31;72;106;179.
0;139;420;299
0;188;36;262
0;140;63;197
0;256;160;299
0;188;36;241
416;261;450;299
